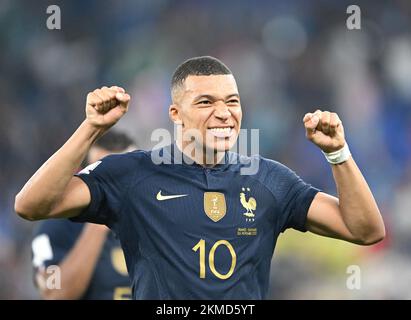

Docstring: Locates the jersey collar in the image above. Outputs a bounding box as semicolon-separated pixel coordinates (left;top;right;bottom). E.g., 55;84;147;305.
162;143;232;171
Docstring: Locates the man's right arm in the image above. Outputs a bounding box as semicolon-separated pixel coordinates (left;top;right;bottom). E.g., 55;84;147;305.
15;86;131;220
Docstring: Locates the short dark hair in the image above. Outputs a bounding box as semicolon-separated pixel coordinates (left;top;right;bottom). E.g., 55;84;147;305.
94;130;136;152
171;56;232;89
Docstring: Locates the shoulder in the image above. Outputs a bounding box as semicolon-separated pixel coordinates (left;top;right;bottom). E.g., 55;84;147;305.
258;155;298;177
228;152;303;195
258;156;303;192
78;149;152;177
227;152;296;177
101;149;152;167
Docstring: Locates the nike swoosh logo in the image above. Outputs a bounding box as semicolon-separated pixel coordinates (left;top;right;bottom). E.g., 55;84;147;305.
156;190;188;201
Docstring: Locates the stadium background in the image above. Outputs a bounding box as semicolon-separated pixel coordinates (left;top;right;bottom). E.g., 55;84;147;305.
1;0;411;299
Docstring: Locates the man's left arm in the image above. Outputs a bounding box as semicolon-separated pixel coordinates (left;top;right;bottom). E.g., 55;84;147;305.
303;110;385;245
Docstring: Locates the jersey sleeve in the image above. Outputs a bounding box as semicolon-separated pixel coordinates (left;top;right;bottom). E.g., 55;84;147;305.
31;220;82;270
263;159;320;233
70;152;138;228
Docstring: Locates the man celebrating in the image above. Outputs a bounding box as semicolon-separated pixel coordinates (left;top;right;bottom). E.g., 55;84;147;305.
15;56;385;299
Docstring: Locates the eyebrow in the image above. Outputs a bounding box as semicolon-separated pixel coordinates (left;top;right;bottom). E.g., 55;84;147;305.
193;94;240;101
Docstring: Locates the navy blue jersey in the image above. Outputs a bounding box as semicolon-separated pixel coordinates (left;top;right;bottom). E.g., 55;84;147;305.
71;144;319;299
32;219;131;300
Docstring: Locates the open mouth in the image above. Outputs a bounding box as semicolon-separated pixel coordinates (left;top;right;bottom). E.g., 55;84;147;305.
207;127;235;138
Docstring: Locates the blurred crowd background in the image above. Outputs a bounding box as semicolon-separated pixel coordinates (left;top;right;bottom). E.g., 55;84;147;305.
1;0;411;299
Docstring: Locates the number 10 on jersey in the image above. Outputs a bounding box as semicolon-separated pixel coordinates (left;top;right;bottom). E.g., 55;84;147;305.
192;239;236;280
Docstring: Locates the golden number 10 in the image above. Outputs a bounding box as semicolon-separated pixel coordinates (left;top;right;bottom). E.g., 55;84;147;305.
192;239;236;280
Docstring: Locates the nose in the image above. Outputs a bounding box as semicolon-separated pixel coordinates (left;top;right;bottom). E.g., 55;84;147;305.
214;102;231;120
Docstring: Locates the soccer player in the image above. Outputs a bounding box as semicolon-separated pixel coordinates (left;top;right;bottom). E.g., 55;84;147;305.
15;56;385;299
31;131;136;300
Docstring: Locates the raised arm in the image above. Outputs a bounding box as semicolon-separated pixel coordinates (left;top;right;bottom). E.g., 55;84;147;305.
15;86;130;220
303;110;385;245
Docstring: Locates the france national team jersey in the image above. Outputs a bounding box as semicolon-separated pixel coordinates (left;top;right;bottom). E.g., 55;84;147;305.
31;220;131;300
71;144;319;299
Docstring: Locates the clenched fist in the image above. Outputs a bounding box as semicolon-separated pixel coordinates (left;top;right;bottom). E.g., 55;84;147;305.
303;110;346;153
85;86;131;129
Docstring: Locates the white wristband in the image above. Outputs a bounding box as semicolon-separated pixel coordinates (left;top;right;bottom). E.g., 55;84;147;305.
322;143;351;164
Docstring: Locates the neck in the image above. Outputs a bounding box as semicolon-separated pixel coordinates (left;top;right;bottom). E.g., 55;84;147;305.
176;139;226;167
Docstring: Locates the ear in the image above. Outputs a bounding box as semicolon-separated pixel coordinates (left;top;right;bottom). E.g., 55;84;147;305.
169;104;183;125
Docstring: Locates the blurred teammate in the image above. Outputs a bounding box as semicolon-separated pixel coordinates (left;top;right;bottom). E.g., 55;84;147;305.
16;56;385;299
31;131;136;299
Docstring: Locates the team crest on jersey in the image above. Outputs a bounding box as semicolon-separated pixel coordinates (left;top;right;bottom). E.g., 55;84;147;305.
204;192;226;222
240;187;257;222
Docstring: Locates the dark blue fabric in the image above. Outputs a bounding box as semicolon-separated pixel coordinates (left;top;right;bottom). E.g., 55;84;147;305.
70;145;319;299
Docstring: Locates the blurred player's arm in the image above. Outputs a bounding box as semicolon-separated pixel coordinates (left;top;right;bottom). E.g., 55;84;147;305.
15;86;130;220
303;110;385;245
35;224;109;300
